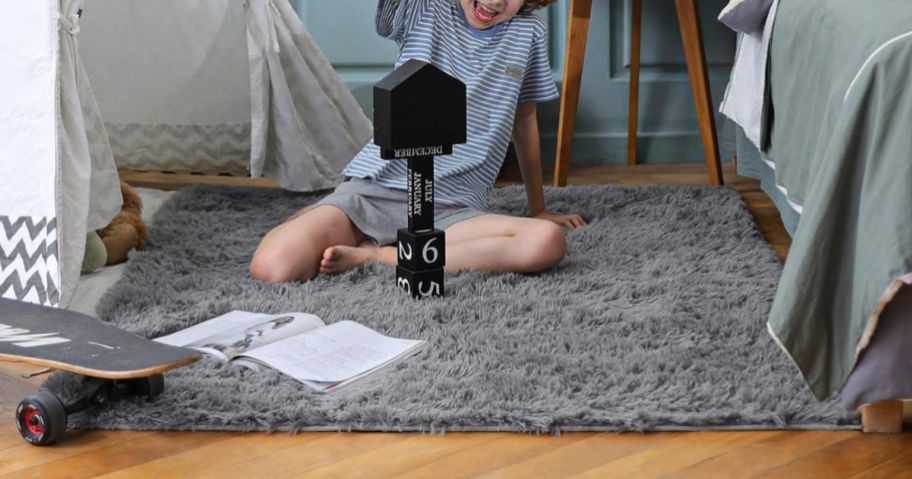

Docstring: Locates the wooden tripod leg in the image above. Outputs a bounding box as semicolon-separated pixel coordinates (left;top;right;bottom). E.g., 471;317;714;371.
861;400;904;433
627;0;643;166
675;0;724;186
553;0;593;187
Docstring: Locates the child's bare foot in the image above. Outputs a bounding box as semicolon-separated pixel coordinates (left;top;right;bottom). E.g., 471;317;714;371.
320;241;378;274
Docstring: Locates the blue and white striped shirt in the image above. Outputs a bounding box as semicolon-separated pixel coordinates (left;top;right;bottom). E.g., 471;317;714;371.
342;0;560;211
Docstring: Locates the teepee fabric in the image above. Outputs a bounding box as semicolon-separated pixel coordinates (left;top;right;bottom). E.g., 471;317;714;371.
1;0;65;306
0;0;121;307
77;0;254;174
247;0;373;191
59;0;123;307
76;0;371;189
0;0;371;308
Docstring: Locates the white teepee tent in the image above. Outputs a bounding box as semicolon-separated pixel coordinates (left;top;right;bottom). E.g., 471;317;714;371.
0;0;372;308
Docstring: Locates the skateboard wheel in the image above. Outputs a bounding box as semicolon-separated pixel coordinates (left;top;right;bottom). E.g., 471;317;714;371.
15;391;67;446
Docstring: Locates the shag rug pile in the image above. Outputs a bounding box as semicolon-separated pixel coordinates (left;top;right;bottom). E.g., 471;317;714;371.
47;184;859;432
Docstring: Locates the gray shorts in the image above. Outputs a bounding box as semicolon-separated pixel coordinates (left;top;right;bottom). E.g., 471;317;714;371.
314;178;487;245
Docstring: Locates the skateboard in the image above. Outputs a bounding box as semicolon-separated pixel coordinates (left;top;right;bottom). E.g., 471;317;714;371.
0;298;200;446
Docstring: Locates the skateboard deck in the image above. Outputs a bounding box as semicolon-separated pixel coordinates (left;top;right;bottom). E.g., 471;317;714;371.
0;298;200;379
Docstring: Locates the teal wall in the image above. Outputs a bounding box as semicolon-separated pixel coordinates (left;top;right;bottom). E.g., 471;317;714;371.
295;0;735;165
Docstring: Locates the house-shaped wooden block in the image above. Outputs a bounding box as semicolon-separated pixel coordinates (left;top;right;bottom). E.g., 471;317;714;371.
374;60;467;160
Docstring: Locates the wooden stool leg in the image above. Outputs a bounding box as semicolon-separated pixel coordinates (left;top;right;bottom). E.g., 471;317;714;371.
861;400;904;433
627;0;643;166
553;0;593;187
675;0;724;186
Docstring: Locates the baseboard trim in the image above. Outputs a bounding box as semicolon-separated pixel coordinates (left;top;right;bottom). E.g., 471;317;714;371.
540;131;711;165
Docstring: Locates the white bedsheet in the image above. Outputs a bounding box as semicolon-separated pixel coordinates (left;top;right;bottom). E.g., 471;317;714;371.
719;0;779;149
68;188;174;317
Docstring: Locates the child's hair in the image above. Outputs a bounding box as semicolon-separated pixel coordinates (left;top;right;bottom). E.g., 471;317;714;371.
522;0;558;12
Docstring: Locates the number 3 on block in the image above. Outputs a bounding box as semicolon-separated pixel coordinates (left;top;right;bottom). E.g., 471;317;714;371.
397;276;412;294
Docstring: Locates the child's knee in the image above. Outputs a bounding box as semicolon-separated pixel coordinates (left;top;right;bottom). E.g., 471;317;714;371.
541;222;568;263
526;222;566;270
250;246;317;283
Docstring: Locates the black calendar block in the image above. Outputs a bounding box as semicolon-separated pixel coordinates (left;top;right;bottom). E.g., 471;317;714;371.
396;266;445;299
373;60;467;298
397;228;445;271
407;157;435;232
374;60;467;159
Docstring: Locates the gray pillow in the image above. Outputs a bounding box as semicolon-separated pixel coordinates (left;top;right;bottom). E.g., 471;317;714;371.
718;0;774;34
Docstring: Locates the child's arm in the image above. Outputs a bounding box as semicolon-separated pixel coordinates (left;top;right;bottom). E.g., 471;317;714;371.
513;102;586;229
377;0;423;43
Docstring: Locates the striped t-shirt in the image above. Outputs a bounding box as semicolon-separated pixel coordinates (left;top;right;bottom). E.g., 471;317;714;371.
342;0;560;211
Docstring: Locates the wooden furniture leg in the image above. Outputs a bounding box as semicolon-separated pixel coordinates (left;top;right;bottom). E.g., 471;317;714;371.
627;0;643;166
861;400;904;433
553;0;593;187
675;0;724;186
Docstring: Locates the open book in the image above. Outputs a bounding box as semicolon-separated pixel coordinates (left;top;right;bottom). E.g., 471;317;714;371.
155;311;424;392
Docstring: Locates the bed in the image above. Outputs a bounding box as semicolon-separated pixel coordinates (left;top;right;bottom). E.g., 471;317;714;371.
720;0;912;422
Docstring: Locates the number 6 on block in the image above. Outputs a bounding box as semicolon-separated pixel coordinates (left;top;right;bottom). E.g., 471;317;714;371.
422;237;439;264
397;228;445;271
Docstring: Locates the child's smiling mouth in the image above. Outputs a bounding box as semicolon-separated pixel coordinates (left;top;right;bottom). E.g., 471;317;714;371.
472;1;500;24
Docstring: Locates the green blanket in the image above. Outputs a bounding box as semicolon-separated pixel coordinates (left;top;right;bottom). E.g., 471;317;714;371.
765;0;912;399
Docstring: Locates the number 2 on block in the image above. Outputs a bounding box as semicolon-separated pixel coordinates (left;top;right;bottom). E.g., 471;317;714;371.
398;242;413;261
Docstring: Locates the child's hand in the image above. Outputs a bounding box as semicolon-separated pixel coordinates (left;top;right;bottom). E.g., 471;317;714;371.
534;211;587;229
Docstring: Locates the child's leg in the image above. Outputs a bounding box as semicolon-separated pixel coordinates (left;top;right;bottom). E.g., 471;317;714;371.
442;214;567;272
320;214;566;274
250;205;365;283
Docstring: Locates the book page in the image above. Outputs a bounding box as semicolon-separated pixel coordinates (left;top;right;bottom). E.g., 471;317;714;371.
239;320;424;389
155;311;325;360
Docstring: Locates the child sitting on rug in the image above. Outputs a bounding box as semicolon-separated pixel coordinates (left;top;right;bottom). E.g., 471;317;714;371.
250;0;586;283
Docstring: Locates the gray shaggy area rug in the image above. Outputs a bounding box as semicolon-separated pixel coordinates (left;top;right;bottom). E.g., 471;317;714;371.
46;184;859;432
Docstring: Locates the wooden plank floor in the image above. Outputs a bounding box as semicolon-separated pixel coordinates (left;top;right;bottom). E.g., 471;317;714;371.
2;163;909;478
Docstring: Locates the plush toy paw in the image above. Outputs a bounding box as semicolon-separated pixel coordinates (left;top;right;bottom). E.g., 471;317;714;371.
101;222;145;266
81;231;108;273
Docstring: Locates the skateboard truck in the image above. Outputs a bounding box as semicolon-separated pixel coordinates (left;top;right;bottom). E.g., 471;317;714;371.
15;375;165;446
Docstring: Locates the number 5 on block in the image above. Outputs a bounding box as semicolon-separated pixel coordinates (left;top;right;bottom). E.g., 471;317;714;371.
396;266;445;299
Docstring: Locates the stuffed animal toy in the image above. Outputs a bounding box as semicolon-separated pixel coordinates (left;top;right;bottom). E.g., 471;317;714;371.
81;181;150;273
